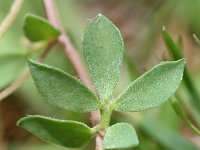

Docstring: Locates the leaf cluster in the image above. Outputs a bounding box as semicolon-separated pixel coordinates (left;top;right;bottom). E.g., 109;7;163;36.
17;14;185;149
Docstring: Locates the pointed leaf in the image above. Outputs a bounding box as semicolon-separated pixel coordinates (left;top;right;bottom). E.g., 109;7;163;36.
23;14;61;42
114;59;185;112
162;26;182;60
103;123;139;149
82;14;124;101
28;60;101;112
17;115;92;148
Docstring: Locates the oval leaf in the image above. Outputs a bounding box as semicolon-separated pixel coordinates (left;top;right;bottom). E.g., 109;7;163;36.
28;60;101;112
23;14;61;42
17;115;92;148
103;123;139;149
82;14;124;101
114;59;185;112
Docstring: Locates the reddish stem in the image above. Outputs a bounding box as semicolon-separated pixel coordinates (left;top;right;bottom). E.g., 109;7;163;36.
43;1;102;149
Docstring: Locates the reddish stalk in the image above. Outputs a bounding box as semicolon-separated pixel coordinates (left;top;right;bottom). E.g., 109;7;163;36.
43;0;92;88
43;1;102;149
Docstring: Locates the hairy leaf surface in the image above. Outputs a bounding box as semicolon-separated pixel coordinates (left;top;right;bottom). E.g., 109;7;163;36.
28;60;101;112
17;115;92;148
114;59;185;112
103;123;139;149
83;14;124;101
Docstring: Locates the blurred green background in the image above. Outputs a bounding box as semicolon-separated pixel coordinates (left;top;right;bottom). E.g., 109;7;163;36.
0;0;200;150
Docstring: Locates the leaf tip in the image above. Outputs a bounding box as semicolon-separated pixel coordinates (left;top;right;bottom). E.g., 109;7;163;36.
24;13;34;20
27;59;41;74
93;13;108;24
16;116;27;127
16;115;33;127
177;58;186;67
23;13;38;29
23;13;33;22
16;118;22;127
97;13;103;17
27;58;36;67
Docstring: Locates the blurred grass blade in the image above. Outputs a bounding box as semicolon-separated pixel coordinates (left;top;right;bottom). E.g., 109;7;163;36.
141;120;199;150
193;34;200;48
171;96;200;136
23;14;61;42
177;35;183;51
162;27;200;111
162;26;182;59
17;115;93;148
102;123;139;149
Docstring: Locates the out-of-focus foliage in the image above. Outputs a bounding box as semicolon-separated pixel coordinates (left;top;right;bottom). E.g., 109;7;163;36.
1;0;200;150
0;53;27;88
23;14;61;42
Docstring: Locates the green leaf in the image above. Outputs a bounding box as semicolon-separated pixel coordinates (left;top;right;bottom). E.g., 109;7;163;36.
23;14;61;42
82;14;124;101
170;96;200;136
102;123;139;149
162;26;182;60
17;115;92;148
28;60;101;112
0;53;27;89
114;59;185;112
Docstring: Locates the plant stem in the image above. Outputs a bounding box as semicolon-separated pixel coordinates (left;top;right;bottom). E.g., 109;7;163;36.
99;108;112;130
95;135;104;150
0;0;24;39
42;1;102;149
171;96;200;136
92;108;112;133
0;40;57;101
43;0;92;89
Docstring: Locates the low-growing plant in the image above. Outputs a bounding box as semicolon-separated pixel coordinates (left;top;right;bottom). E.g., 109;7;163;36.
16;14;185;149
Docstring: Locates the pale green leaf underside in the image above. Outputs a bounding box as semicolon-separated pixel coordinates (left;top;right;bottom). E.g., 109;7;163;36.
114;59;185;112
28;60;101;112
23;14;61;42
83;14;124;101
0;53;27;89
103;123;139;149
17;115;92;148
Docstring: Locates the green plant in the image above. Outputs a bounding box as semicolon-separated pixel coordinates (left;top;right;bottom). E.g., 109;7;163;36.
17;14;185;149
